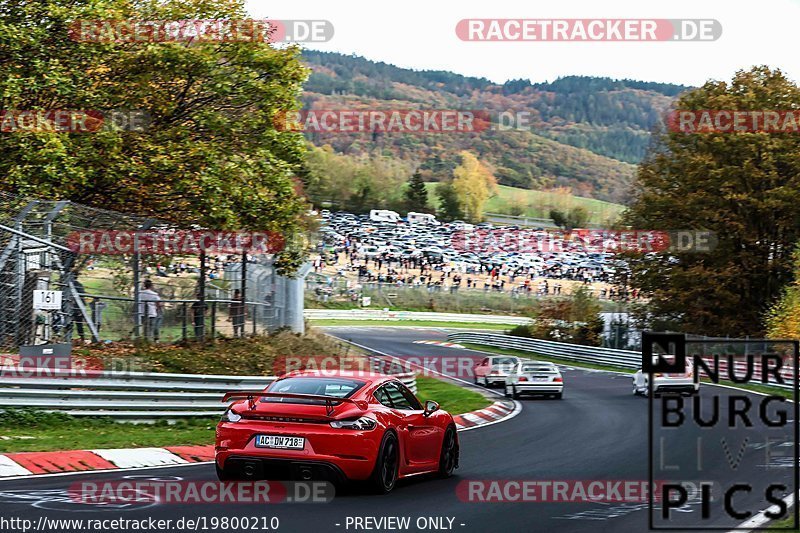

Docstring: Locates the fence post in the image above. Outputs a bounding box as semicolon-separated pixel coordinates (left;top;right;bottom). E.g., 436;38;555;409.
198;251;206;342
210;301;216;340
181;302;187;341
240;252;247;332
132;236;141;340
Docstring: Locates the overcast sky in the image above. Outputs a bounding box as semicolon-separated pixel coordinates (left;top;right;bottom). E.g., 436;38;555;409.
246;0;800;87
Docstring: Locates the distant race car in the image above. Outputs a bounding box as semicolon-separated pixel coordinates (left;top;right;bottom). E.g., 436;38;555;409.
504;360;564;399
632;361;699;396
216;370;459;493
473;355;520;387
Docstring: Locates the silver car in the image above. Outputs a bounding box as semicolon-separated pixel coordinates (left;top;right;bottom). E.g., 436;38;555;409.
505;361;564;399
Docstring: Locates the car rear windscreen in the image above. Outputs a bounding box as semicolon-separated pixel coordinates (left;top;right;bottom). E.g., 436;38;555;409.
262;377;365;404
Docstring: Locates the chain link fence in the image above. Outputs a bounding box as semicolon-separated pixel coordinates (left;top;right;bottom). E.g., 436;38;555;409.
0;192;308;351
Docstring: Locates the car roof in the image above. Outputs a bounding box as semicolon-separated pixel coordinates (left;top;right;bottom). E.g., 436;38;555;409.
278;369;396;385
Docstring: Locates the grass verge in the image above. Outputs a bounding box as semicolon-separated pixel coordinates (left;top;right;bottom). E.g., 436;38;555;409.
0;410;216;453
414;375;492;415
311;319;515;330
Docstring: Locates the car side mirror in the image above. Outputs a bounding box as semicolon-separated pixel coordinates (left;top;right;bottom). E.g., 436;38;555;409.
423;400;439;417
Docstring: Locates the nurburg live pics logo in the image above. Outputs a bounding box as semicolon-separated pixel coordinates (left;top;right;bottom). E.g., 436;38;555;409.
644;332;800;530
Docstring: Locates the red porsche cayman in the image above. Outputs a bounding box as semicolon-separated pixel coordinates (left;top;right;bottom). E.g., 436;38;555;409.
215;370;459;493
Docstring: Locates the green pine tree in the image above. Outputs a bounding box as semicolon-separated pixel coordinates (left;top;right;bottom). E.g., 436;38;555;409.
404;171;431;213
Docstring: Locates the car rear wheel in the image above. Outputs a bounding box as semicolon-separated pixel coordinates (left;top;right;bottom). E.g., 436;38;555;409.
438;427;458;478
511;385;519;399
504;385;511;398
370;432;399;494
554;392;563;399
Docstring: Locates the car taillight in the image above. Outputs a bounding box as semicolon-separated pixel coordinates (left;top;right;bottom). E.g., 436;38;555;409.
329;417;377;431
654;373;663;377
221;409;242;423
554;377;563;382
519;377;528;382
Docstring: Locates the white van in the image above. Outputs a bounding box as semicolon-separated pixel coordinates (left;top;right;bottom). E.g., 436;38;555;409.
407;212;440;225
369;209;401;223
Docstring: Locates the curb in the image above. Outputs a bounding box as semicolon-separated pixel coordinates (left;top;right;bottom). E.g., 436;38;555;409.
0;445;213;479
452;399;517;431
413;340;465;349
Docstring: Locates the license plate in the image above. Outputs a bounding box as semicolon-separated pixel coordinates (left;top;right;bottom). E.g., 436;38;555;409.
531;377;550;382
255;435;305;449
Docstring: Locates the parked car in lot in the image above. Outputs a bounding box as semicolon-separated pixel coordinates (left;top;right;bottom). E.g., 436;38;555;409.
473;355;520;387
504;361;564;399
216;370;459;494
321;210;620;288
631;362;699;396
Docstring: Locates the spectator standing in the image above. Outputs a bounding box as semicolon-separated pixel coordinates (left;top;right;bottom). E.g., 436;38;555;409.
71;279;87;342
90;297;107;333
229;289;246;338
139;280;162;342
191;293;207;340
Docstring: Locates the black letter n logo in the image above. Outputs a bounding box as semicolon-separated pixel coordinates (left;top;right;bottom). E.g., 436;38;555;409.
642;332;686;374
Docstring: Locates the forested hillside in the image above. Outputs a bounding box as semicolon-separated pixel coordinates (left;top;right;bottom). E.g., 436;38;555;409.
299;51;689;203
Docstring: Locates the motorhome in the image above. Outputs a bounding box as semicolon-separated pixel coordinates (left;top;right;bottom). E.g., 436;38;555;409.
407;212;440;225
369;209;401;223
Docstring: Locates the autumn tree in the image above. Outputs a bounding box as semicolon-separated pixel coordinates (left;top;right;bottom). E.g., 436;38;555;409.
766;247;800;339
451;151;497;222
507;190;527;216
303;145;410;211
622;66;800;336
0;0;309;260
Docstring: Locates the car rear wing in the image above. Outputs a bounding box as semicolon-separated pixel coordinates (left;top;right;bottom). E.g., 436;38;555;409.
222;391;368;416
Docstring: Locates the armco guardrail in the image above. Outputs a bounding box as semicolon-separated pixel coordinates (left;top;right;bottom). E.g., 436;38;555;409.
448;332;797;389
0;369;416;420
447;332;641;368
306;309;532;325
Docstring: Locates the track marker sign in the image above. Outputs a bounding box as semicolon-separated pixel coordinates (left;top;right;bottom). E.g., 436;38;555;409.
645;332;799;530
32;290;62;310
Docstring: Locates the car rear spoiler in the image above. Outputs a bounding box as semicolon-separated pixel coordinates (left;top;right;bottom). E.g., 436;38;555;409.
222;391;368;416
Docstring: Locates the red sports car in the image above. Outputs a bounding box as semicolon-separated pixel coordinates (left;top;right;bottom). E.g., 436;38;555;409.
215;370;459;493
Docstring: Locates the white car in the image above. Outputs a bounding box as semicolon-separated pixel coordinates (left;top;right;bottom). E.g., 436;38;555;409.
473;356;520;387
505;361;564;399
632;362;699;396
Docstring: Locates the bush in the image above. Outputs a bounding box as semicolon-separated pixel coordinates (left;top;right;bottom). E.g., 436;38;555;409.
507;286;604;346
508;324;535;338
73;330;349;375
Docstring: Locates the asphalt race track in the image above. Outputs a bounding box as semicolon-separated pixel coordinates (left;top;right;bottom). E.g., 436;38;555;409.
0;326;795;533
